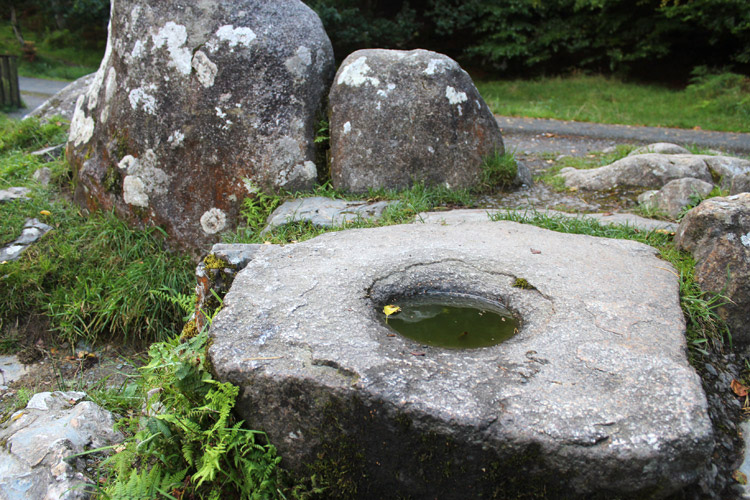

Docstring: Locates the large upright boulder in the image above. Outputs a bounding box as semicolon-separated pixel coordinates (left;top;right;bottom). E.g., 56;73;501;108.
675;193;750;346
328;49;510;193
66;0;334;252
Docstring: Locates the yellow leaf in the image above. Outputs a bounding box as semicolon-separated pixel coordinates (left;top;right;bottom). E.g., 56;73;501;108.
39;210;51;216
383;305;401;317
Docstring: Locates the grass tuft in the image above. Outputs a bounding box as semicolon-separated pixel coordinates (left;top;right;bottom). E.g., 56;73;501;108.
478;74;750;133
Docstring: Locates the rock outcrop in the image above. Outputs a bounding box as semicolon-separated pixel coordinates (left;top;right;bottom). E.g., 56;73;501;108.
27;73;95;123
675;193;750;346
209;222;712;499
638;178;714;218
328;49;517;193
628;142;690;156
264;196;395;231
561;154;750;193
66;0;334;252
0;391;123;500
560;154;713;191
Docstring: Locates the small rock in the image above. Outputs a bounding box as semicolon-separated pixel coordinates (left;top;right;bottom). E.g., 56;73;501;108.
264;197;396;231
704;363;718;377
0;391;123;500
32;167;52;185
0;187;31;203
637;178;714;218
628;142;690;156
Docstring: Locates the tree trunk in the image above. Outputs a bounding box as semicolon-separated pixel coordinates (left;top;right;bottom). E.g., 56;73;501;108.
10;5;25;47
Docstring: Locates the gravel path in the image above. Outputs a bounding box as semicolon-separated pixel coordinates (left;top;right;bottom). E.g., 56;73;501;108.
498;115;750;156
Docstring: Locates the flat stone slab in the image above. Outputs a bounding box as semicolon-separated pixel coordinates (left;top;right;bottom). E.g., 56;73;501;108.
416;208;678;232
0;187;31;203
0;356;30;389
209;222;712;498
0;218;53;262
264;196;395;232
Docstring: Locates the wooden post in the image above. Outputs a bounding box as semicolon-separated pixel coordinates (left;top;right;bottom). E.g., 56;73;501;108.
0;55;22;109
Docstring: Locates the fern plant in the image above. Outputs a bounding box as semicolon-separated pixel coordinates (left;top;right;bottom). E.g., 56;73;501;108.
97;329;293;499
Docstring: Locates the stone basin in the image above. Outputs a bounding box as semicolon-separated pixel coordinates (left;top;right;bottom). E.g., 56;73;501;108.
208;221;713;499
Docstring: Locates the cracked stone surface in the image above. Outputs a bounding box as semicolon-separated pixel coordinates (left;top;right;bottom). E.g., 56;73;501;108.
0;391;123;500
209;221;712;499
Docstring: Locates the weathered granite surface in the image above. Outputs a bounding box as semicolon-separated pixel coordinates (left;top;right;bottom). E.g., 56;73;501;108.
560;154;714;191
328;49;521;193
628;142;690;156
66;0;334;253
0;391;122;500
209;222;712;499
638;178;715;218
264;196;395;231
415;208;679;232
675;193;750;346
27;74;95;123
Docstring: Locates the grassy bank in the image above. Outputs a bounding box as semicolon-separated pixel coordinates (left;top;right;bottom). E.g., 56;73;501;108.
477;72;750;133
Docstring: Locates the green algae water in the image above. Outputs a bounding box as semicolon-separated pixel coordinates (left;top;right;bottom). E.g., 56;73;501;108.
383;294;518;349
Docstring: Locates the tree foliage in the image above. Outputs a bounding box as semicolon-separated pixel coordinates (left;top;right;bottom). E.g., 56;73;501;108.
305;0;750;79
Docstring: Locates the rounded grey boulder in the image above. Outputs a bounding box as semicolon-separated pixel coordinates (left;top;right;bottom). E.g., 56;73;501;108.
329;49;506;193
66;0;334;252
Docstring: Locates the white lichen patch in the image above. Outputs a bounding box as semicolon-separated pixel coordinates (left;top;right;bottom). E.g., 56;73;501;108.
121;149;170;201
130;5;141;25
123;175;149;207
168;130;185;147
343;121;351;135
285;46;312;81
130;39;145;61
445;86;468;105
200;208;228;234
209;25;256;52
424;58;451;75
243;178;260;194
129;86;158;115
741;232;750;247
70;96;95;147
192;50;218;88
337;57;380;87
104;68;117;103
376;83;396;98
152;22;191;75
276;161;317;187
118;155;137;171
86;68;107;111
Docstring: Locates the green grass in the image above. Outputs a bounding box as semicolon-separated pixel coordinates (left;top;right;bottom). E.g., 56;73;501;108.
477;73;750;133
0;116;193;347
226;182;476;245
490;209;729;354
0;24;103;81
